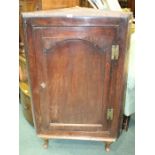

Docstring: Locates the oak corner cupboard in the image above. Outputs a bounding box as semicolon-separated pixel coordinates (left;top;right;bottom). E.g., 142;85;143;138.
22;7;132;152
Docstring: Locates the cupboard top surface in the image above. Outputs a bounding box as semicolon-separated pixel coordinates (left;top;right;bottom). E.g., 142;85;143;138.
22;7;132;18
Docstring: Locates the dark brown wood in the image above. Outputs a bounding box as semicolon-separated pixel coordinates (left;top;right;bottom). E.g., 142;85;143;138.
105;142;112;152
122;115;130;131
128;0;135;17
118;0;135;17
118;0;128;8
19;0;80;127
43;138;49;149
80;0;92;8
23;7;132;151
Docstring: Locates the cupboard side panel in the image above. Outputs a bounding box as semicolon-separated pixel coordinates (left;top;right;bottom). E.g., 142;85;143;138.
23;20;42;133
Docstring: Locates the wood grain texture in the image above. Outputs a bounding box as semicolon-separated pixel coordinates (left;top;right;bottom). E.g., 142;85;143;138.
23;7;132;148
41;0;80;10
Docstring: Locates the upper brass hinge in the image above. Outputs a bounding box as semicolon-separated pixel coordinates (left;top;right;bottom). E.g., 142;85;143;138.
111;45;119;60
107;108;114;121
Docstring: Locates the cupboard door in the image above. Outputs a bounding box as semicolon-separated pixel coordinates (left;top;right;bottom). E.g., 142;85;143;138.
32;26;119;134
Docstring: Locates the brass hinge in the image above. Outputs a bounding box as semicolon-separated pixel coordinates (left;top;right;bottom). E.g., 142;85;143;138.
111;45;119;60
107;108;114;121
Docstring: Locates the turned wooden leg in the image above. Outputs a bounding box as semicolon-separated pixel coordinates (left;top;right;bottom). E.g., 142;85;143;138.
122;115;130;131
43;139;49;149
105;142;112;152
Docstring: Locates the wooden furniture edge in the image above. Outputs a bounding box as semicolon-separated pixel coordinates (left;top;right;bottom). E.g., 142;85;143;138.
37;134;116;142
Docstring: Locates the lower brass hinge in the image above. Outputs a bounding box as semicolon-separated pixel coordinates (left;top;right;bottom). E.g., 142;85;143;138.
111;45;119;60
107;108;114;121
